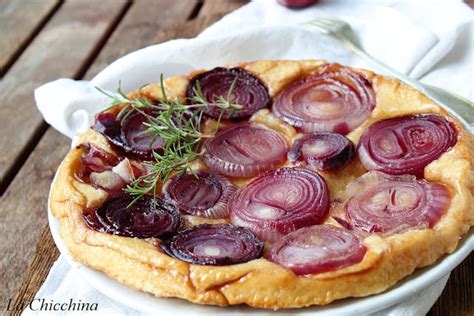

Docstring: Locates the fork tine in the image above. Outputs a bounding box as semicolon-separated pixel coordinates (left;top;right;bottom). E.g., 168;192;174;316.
309;21;325;28
314;17;337;24
325;17;348;27
312;18;338;30
309;19;332;28
307;22;330;33
320;17;340;23
311;18;329;26
314;17;333;23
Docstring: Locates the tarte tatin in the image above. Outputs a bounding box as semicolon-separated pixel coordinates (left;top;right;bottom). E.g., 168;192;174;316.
50;60;473;309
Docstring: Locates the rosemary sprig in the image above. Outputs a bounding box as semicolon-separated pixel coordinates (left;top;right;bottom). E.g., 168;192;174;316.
97;74;240;204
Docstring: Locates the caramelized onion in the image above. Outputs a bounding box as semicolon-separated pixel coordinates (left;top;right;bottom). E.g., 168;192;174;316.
163;171;236;218
186;67;270;120
273;63;375;134
288;132;355;170
112;158;136;183
78;144;124;195
80;143;120;173
93;110;163;160
342;171;450;235
268;225;367;275
203;123;289;178
79;144;145;195
83;194;181;238
89;170;125;193
160;224;264;265
228;167;330;242
358;114;457;176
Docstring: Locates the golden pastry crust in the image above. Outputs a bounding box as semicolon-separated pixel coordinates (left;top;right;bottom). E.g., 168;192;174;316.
50;60;474;309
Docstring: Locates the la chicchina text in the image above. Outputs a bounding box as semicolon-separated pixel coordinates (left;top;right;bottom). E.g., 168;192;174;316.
6;298;98;312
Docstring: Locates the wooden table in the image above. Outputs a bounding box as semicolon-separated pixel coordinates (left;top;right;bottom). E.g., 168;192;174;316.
0;1;472;315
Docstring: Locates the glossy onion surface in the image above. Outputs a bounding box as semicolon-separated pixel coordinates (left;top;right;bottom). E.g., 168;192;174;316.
186;67;271;120
273;63;375;134
80;143;120;173
228;167;330;242
163;171;236;218
83;194;181;238
288;132;355;170
203;123;289;178
358;114;457;176
78;144;125;195
342;171;450;235
160;224;264;265
268;225;367;275
93;110;163;160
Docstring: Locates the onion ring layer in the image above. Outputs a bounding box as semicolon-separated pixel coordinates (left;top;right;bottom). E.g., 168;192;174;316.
186;67;271;120
273;63;375;134
163;171;236;218
341;171;450;235
228;167;330;242
268;225;367;275
358;114;457;176
83;194;181;238
288;132;355;170
203;123;289;178
93;110;163;160
160;224;264;265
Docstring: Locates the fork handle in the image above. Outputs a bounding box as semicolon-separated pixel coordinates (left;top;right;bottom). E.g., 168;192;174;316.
339;38;474;128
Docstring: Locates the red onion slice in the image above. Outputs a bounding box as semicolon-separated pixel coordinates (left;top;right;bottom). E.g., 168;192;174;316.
92;112;122;148
358;114;457;176
78;144;125;195
83;208;106;232
268;225;367;275
160;224;264;265
163;171;236;218
186;67;270;120
288;132;355;170
93;110;163;160
83;194;181;238
80;143;120;173
273;63;375;134
203;123;289;178
78;144;146;195
342;171;450;235
89;170;126;195
120;110;164;158
228;167;330;242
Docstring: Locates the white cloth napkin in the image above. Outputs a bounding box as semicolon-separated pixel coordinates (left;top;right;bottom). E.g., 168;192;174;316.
199;0;472;80
29;0;473;315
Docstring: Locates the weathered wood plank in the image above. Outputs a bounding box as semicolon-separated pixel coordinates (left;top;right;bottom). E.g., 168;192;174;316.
0;0;60;76
199;0;247;16
91;0;249;69
0;0;129;305
152;14;226;42
0;129;69;307
84;0;198;79
4;0;204;310
428;253;473;316
6;226;60;315
0;0;129;193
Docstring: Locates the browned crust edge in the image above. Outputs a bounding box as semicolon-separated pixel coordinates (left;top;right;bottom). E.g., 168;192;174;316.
50;60;474;310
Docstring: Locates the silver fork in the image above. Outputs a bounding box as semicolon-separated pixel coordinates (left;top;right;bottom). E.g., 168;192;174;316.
307;17;474;128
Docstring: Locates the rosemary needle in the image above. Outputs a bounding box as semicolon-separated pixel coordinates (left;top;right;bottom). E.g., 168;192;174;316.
96;74;240;205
